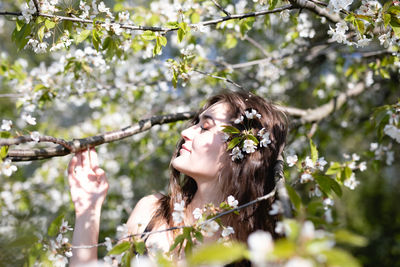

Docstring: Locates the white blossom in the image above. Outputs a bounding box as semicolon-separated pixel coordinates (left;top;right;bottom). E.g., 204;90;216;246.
248;231;273;266
275;221;285;234
227;195;239;208
112;23;123;35
201;220;220;237
352;153;360;161
300;173;313;183
1;120;12;131
370;142;378;151
192;208;202;220
304;156;314;169
316;157;327;171
172;200;185;224
357;35;372;47
285;257;314;267
259;132;271;147
280;9;290;22
59;219;73;233
359;161;367;171
221;132;230;142
344;173;360;190
245;109;261;119
242;139;257;153
221;226;235;237
104;237;113;251
1;159;18;177
383;124;400;143
230;147;244;161
269;200;283;215
30;131;40;143
234;115;244;124
19;0;36;23
328;0;353;13
286;154;298;167
22;113;37;125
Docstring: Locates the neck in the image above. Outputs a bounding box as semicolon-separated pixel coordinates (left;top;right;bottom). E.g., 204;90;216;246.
186;178;222;220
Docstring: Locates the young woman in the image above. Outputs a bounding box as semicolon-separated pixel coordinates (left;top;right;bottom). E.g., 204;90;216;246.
68;91;288;266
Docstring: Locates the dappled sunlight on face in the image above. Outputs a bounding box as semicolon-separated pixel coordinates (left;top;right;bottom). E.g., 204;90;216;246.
172;102;231;181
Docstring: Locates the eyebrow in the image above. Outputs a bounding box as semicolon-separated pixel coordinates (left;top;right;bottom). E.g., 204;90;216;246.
199;114;215;124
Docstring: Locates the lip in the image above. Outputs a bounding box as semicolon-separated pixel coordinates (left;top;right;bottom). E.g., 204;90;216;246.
181;144;191;153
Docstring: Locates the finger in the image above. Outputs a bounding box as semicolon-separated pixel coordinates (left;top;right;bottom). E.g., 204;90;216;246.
89;148;99;170
94;167;106;183
76;151;83;168
68;155;78;175
81;149;90;169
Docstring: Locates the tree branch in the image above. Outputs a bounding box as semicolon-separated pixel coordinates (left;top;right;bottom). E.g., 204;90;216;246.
3;112;195;161
0;5;295;33
2;82;366;162
288;0;340;23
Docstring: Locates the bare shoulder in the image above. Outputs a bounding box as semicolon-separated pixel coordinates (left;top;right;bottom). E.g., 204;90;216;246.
126;193;164;235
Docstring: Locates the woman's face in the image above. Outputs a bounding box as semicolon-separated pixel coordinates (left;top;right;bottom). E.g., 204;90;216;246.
172;102;231;181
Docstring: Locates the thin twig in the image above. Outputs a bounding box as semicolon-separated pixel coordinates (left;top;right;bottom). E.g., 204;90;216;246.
0;5;295;33
211;0;231;17
193;69;244;90
32;0;40;14
71;183;279;249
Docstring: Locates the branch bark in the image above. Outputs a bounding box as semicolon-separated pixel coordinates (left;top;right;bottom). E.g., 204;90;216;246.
3;112;195;161
288;0;340;23
2;82;366;162
0;5;295;33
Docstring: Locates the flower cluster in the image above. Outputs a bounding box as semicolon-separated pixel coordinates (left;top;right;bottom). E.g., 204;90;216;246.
223;109;272;161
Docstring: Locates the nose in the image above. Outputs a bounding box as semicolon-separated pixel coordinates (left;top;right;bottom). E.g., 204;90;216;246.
181;125;195;141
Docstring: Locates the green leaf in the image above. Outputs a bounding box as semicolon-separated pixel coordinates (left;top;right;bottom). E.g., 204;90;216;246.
107;241;131;255
286;184;301;211
272;239;296;259
38;25;45;42
355;19;365;34
384;13;391;28
314;174;342;197
222;126;240;134
191;12;200;23
47;213;65;237
325;162;341;175
224;34;237;49
344;166;353;180
310;139;318;164
169;234;185;252
0;145;9;161
177;28;185;43
45;19;56;30
165;21;180;28
135;241;146;255
268;0;279;10
0;131;11;138
158;36;167;47
227;136;242;150
322;248;361;267
16;20;25;32
388;6;400;15
12;22;32;50
246;134;259;145
141;30;156;40
92;29;101;51
75;29;91;44
188;242;247;266
390;17;400;37
334;229;368;247
102;36;112;50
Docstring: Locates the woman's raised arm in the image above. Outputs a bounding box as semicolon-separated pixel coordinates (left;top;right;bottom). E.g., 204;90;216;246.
68;148;109;266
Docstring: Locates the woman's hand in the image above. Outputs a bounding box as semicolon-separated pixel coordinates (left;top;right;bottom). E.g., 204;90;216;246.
68;148;109;215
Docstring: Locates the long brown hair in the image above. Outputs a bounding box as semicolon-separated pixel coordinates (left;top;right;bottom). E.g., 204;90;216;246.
148;91;288;243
